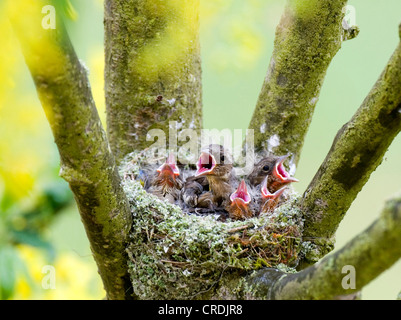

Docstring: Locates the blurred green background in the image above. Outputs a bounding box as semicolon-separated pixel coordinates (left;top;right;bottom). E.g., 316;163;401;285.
0;0;400;299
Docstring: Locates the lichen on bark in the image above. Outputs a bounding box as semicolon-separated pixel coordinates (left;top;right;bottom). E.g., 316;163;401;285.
301;38;401;264
11;0;401;301
105;0;203;163
248;0;350;167
9;0;134;299
248;193;401;300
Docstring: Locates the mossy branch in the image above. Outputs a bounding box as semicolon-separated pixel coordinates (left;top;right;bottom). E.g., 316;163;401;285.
248;0;354;168
9;1;134;299
247;193;401;299
301;32;401;262
104;0;203;163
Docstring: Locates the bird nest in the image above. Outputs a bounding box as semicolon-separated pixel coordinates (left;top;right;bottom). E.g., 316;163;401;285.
120;152;304;300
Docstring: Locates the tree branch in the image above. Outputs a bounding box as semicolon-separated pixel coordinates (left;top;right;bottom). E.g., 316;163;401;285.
248;0;355;168
104;0;203;162
247;193;401;299
9;1;134;299
301;31;401;262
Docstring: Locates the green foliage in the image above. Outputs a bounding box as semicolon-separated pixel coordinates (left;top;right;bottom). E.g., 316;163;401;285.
0;246;28;299
0;178;72;298
2;180;72;248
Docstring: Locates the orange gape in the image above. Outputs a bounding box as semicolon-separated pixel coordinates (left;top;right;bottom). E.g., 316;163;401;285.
227;180;254;220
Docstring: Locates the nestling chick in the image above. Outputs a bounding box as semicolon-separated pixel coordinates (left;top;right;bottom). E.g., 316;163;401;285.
146;153;183;204
181;175;210;208
259;176;287;214
226;179;254;220
248;155;298;192
194;144;237;208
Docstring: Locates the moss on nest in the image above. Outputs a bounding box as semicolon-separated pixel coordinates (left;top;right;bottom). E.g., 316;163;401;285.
120;153;304;300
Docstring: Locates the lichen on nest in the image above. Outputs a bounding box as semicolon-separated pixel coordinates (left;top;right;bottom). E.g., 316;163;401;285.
120;152;304;300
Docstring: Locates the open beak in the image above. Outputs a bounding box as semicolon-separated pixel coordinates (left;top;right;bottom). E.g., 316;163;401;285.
195;151;217;177
157;153;180;177
230;180;251;206
261;177;287;199
260;177;286;213
272;155;299;184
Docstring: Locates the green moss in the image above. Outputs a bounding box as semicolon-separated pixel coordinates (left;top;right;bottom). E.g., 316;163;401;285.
248;0;348;165
105;0;202;163
120;153;305;300
301;41;401;258
299;239;335;266
290;0;320;19
129;0;199;83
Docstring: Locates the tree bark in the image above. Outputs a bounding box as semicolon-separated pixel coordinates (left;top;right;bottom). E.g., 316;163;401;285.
247;193;401;299
9;0;134;299
104;0;203;163
301;33;401;263
248;0;357;169
10;0;401;301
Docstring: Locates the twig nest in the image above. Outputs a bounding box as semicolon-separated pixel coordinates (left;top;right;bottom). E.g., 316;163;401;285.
120;155;304;299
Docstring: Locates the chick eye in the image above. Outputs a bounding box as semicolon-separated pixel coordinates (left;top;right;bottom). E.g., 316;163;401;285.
262;165;270;172
220;155;225;163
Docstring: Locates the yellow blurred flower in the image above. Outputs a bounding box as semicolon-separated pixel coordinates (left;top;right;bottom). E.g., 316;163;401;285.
14;277;32;300
13;245;105;300
0;6;18;109
0;1;58;203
